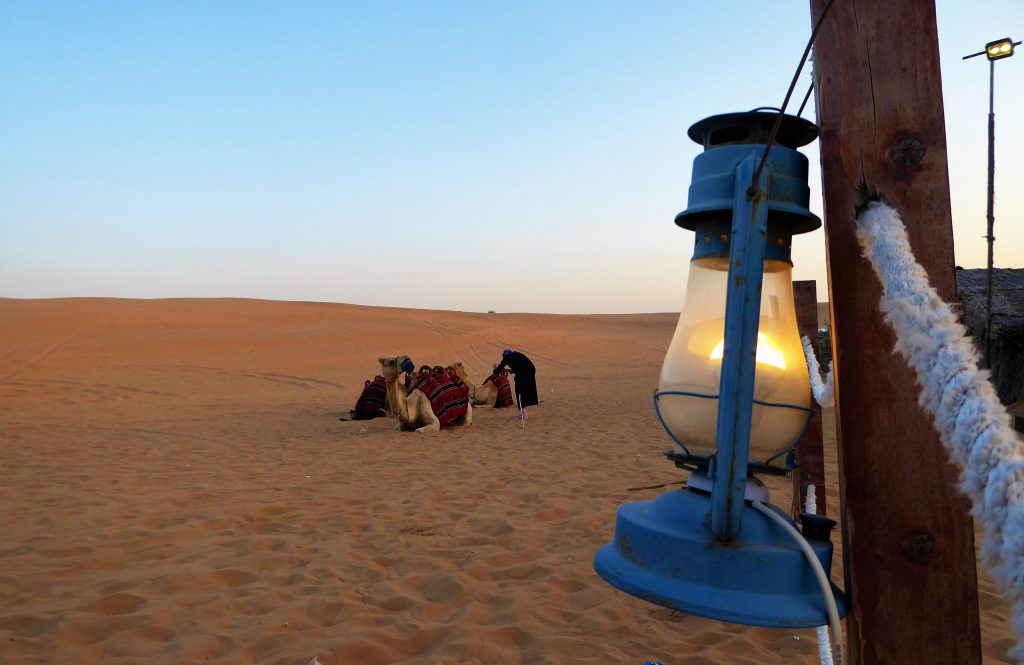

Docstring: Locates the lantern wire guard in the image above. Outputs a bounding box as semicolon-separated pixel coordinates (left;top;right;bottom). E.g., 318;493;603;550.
652;389;814;474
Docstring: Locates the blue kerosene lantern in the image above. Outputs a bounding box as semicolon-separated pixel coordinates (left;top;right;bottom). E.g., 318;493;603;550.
594;111;847;628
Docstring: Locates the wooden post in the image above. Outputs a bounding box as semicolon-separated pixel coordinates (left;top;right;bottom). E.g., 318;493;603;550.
791;280;825;518
809;1;982;663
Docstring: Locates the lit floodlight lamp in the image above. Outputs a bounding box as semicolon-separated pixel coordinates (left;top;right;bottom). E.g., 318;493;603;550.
986;37;1015;61
962;37;1020;364
594;111;847;629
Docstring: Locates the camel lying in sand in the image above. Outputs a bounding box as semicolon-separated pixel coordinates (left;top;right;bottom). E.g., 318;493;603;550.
379;355;473;431
450;362;516;408
343;375;388;421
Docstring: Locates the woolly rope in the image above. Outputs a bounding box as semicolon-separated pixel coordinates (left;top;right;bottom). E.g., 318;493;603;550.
805;482;817;515
804;483;835;665
854;200;1024;659
802;335;835;407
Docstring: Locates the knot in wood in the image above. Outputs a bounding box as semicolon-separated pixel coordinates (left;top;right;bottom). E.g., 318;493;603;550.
902;530;935;563
891;139;926;167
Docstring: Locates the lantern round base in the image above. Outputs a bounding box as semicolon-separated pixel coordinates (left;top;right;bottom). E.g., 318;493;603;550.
593;486;846;628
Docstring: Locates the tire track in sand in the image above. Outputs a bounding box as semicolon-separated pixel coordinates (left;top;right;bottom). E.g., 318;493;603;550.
0;331;88;381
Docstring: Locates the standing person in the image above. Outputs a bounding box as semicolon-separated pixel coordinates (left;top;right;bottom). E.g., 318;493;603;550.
493;349;537;420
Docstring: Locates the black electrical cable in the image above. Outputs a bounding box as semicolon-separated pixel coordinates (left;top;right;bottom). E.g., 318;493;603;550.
748;0;836;197
797;82;815;118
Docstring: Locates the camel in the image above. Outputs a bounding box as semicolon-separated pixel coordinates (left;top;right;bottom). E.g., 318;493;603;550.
450;362;516;408
449;362;490;405
340;375;389;421
379;355;473;432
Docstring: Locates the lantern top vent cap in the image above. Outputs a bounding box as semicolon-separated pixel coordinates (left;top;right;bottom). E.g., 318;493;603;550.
688;111;819;151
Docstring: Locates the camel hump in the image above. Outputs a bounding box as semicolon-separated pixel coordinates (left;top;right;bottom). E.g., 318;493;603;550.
418;374;470;427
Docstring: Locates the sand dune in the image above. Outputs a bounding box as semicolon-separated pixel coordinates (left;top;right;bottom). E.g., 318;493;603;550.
0;298;1013;663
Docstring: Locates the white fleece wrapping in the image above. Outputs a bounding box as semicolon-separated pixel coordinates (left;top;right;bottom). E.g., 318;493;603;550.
804;483;835;665
854;200;1024;659
802;335;835;407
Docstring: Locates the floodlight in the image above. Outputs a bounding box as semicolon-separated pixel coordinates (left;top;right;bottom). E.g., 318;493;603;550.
986;38;1015;61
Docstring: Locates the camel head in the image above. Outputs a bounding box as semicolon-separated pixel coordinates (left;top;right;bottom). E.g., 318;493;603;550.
379;355;415;380
449;362;469;381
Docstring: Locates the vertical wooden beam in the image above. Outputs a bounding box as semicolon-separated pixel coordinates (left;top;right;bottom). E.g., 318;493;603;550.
791;280;825;518
809;1;982;663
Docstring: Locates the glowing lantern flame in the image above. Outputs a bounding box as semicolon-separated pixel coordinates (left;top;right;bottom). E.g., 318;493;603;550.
709;332;787;370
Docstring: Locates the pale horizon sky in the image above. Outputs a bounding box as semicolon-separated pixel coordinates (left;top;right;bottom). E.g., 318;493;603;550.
2;1;1022;314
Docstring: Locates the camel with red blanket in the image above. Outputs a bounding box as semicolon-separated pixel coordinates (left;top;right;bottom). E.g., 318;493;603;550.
379;355;473;432
343;375;389;420
450;362;516;408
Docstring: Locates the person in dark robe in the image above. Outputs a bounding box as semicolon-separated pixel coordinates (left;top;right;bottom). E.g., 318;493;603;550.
493;349;537;419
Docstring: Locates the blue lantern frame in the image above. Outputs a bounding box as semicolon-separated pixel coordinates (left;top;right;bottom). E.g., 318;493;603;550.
711;153;768;540
594;111;847;629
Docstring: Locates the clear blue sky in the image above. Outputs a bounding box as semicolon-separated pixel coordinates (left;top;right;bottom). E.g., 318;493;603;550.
1;1;1021;313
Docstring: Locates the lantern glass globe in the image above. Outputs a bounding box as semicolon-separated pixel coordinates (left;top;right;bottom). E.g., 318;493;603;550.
658;256;811;463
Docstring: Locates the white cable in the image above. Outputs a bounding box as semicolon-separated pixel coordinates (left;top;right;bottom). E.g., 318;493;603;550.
804;484;835;665
802;335;835;407
854;200;1024;659
753;500;844;665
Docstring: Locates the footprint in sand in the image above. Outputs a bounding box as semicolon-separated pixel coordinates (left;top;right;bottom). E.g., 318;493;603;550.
89;592;147;616
480;519;515;537
648;606;687;623
304;600;348;627
366;594;414;612
421;574;464;604
212;569;259;588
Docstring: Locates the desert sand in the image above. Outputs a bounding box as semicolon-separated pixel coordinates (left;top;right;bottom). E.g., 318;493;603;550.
0;298;1014;664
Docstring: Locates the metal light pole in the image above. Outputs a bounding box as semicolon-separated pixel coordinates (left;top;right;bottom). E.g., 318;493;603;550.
964;37;1019;367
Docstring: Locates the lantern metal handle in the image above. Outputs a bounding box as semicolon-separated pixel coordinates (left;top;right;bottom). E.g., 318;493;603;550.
710;154;770;542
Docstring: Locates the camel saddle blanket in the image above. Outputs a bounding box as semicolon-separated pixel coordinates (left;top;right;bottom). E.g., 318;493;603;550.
353;376;388;417
485;372;515;408
416;373;470;427
407;372;430;394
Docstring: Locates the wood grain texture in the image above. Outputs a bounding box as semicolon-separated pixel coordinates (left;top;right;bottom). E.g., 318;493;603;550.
809;1;982;663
